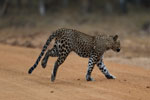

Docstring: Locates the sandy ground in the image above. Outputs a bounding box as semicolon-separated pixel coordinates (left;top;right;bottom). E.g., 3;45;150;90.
0;44;150;100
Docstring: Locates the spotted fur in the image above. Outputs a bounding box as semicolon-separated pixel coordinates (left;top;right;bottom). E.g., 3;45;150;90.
28;28;121;82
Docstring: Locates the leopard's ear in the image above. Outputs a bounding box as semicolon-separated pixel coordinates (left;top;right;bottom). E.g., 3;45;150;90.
113;35;118;41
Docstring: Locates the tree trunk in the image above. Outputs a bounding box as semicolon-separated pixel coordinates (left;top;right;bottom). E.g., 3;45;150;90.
0;0;5;6
81;0;91;14
105;1;113;14
17;0;22;8
120;0;128;14
39;0;46;16
0;0;9;16
62;0;68;8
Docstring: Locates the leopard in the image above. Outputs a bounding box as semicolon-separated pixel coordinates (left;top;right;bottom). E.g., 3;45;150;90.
28;28;121;82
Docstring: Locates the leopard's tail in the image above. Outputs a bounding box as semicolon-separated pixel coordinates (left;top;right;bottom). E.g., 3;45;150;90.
28;29;63;74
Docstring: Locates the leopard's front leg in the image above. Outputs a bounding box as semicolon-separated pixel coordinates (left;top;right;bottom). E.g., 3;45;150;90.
86;55;97;81
97;59;116;79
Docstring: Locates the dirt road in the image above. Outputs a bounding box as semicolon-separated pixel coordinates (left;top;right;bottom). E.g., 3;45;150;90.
0;44;149;100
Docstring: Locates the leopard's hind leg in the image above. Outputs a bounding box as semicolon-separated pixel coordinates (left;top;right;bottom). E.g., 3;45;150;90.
51;54;69;82
41;44;58;68
51;37;72;82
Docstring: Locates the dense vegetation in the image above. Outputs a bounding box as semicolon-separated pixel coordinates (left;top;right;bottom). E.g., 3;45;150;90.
0;0;150;16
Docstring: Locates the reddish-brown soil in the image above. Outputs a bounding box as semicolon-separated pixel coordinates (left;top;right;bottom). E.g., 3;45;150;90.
0;44;150;100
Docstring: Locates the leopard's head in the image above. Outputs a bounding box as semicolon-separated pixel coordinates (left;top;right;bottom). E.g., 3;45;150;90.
111;35;121;52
